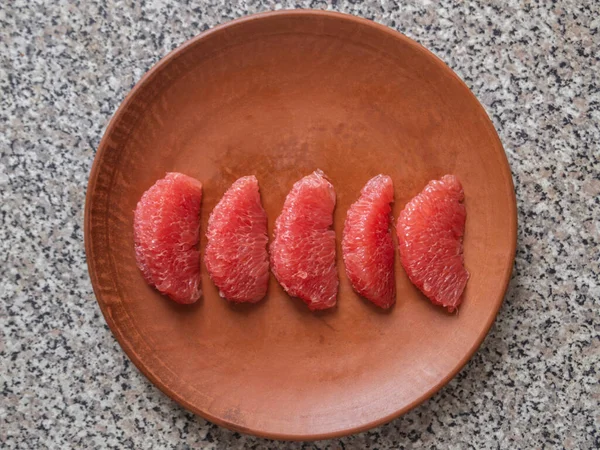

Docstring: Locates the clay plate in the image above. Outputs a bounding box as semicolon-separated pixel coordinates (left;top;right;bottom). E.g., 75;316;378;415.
85;10;517;440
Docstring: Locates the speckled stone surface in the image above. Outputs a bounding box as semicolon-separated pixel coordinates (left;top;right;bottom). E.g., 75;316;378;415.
1;0;599;448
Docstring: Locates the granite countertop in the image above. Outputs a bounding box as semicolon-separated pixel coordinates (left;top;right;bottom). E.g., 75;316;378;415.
1;0;598;448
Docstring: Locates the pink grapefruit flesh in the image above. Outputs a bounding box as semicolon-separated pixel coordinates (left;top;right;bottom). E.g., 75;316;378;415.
133;172;203;304
204;176;269;303
396;174;469;312
342;175;395;309
271;170;338;311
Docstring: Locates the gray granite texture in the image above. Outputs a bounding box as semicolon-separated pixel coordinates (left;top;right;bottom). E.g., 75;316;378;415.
1;0;599;448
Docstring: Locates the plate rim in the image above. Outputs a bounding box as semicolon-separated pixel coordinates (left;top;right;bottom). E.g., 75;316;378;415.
84;9;518;441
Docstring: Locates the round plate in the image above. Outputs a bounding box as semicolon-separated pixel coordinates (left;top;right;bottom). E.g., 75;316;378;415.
85;10;517;440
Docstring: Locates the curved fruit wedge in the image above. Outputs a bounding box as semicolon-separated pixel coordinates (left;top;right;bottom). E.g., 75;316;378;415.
396;174;469;312
205;176;269;303
133;172;203;304
342;175;395;308
271;170;338;310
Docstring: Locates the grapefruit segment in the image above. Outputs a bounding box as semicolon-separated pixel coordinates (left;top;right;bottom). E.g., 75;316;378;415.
271;170;338;310
342;175;395;309
396;174;469;312
204;176;269;303
133;172;203;304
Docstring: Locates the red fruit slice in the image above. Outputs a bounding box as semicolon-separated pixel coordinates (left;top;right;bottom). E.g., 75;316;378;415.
396;175;469;312
133;172;203;304
342;175;395;309
271;170;338;310
204;176;269;303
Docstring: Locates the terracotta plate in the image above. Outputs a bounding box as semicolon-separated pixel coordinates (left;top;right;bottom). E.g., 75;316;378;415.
85;10;517;440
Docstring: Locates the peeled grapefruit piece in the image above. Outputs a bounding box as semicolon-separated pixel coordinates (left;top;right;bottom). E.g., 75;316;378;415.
133;172;203;304
271;170;338;310
396;175;469;312
204;176;269;303
342;175;395;309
